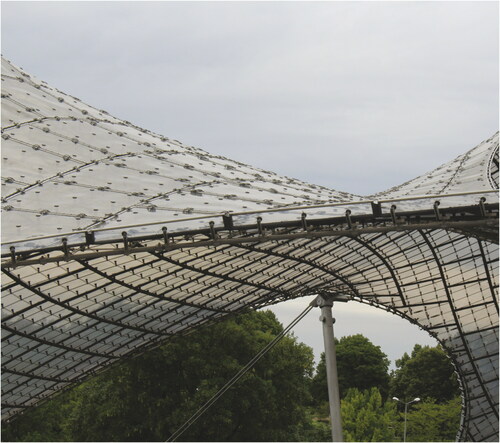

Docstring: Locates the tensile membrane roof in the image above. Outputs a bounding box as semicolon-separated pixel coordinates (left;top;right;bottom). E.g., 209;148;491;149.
1;56;498;441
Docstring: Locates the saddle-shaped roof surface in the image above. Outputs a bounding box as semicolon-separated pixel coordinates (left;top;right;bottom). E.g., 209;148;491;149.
1;56;498;441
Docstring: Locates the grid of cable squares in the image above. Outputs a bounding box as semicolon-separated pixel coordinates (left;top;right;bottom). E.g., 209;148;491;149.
1;57;498;441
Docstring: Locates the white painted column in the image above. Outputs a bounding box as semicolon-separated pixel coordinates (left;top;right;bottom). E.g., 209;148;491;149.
314;294;347;442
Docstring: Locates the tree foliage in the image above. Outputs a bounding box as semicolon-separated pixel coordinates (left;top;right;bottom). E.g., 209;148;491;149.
390;344;460;403
311;334;390;403
341;387;399;442
2;318;464;442
404;397;462;442
2;310;314;442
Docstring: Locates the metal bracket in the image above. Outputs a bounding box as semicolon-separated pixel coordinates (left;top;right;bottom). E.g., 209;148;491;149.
162;226;170;248
9;246;16;267
345;209;353;229
390;205;398;225
310;292;351;308
479;197;487;218
257;216;264;236
209;221;217;239
301;212;308;231
85;231;95;245
122;231;129;252
222;213;234;230
433;201;441;221
371;201;382;217
62;238;69;258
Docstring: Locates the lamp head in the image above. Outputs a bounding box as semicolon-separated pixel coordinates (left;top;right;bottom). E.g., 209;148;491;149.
413;397;421;402
392;397;399;401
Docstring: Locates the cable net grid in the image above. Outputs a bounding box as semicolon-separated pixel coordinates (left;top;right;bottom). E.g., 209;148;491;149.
1;57;498;440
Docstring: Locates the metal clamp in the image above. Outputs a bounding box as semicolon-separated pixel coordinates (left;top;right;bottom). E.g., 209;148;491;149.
85;231;95;245
257;216;263;236
345;209;353;229
10;246;16;267
390;205;398;225
222;213;234;230
311;293;350;308
433;201;441;221
479;197;487;217
371;201;382;217
62;238;69;258
209;221;217;239
301;212;308;231
162;226;170;247
122;231;129;252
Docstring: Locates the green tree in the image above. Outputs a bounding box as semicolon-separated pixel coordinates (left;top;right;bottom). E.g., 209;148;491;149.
341;387;400;442
1;390;73;442
390;344;460;403
404;396;462;441
2;310;314;442
293;407;332;442
311;334;390;404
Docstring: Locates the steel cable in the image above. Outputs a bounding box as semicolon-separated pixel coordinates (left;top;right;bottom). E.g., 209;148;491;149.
166;303;314;442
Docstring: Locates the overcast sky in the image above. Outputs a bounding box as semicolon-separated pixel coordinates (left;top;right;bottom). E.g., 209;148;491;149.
2;0;498;366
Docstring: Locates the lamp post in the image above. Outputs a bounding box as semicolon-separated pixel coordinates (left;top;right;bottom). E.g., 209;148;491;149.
392;397;420;442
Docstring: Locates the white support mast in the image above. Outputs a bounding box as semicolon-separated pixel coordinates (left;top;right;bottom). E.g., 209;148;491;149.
312;293;349;442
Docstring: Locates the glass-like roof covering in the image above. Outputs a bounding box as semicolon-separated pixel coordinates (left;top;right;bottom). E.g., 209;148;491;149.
1;56;498;441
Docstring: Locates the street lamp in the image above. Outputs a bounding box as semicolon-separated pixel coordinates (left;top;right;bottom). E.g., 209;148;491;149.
392;397;420;442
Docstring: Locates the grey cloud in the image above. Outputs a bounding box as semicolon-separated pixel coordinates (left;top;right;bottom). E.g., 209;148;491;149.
2;1;498;196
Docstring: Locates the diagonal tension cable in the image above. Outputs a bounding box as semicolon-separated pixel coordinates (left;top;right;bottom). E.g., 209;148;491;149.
166;304;314;442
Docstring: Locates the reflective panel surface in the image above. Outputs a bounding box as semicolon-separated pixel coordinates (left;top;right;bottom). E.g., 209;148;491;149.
2;57;498;441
